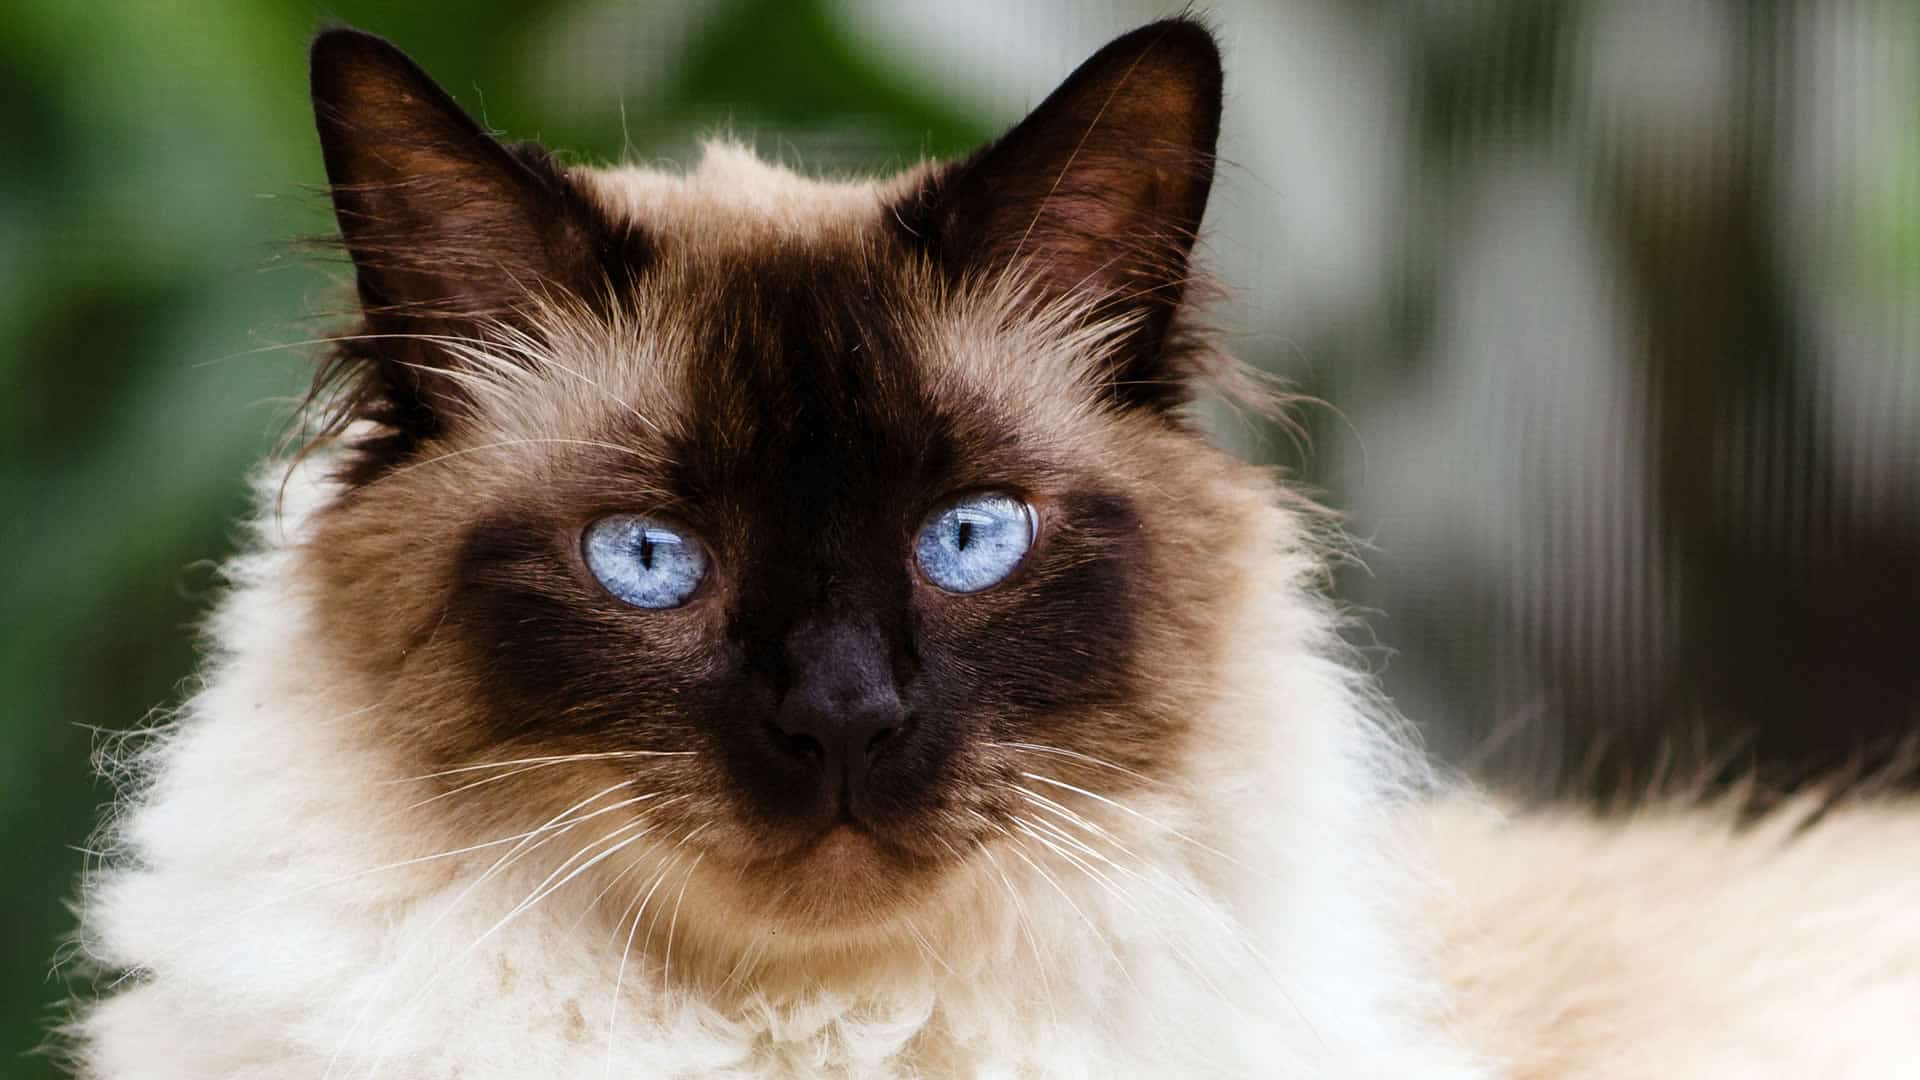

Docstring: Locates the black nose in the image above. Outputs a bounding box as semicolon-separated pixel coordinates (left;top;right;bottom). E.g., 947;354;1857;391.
771;617;906;797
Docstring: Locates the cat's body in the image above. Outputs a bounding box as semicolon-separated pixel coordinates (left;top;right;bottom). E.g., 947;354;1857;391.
66;20;1920;1079
1429;798;1920;1078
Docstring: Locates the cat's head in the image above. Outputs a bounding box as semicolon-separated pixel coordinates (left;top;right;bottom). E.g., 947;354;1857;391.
301;20;1274;942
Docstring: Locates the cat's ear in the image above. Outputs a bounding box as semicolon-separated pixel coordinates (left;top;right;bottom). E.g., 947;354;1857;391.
309;28;642;440
895;19;1222;410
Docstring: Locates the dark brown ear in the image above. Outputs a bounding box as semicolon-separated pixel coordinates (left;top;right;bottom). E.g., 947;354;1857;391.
895;18;1222;411
309;27;644;452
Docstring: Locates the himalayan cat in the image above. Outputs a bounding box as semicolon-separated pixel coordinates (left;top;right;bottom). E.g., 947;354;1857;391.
66;18;1920;1079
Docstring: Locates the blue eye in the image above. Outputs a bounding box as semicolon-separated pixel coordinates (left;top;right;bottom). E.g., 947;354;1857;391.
582;515;709;609
914;492;1037;594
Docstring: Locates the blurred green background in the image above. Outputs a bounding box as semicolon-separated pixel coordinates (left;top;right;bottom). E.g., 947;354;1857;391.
5;2;1916;1073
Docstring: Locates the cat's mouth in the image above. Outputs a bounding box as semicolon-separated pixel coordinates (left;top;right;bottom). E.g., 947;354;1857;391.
768;810;931;870
678;812;956;933
718;807;956;907
802;819;893;863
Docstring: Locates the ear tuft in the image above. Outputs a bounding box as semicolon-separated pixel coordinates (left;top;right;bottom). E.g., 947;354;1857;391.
895;18;1223;411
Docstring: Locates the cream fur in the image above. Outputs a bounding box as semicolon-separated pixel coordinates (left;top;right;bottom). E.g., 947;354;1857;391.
1426;798;1920;1078
68;148;1920;1079
69;449;1482;1079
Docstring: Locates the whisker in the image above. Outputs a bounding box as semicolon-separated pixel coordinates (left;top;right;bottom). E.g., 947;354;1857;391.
604;859;664;1080
1010;817;1143;919
1004;788;1321;1040
363;820;659;1077
901;914;956;977
401;761;551;810
324;779;635;1079
1001;838;1142;998
967;838;1059;1031
649;823;711;980
391;750;693;784
970;810;1139;996
1012;785;1140;858
1013;812;1117;871
1009;815;1233;1048
570;798;693;936
1010;811;1229;999
602;828;707;1075
490;819;658;936
714;933;767;995
1019;772;1243;868
987;741;1162;787
660;850;705;990
112;786;650;996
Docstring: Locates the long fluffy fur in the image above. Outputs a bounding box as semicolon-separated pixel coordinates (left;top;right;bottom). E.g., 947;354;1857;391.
1426;796;1920;1077
66;145;1920;1080
67;450;1479;1077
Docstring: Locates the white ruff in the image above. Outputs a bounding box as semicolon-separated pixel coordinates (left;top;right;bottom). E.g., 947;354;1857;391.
69;459;1487;1078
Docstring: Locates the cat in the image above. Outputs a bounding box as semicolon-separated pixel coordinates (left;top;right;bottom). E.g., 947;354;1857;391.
64;18;1920;1080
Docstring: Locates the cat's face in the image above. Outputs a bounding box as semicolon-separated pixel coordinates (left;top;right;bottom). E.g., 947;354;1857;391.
302;22;1251;935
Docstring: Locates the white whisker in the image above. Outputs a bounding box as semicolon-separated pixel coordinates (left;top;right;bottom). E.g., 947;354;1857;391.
1012;785;1139;858
660;851;705;989
325;779;636;1079
387;749;691;780
1007;840;1140;996
902;914;956;977
968;837;1059;1031
1010;817;1143;919
1019;772;1243;868
604;862;659;1080
391;750;693;784
113;783;654;997
1004;788;1319;1038
988;741;1161;787
363;820;659;1078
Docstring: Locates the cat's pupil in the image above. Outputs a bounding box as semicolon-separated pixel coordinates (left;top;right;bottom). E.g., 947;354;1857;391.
956;521;973;550
638;535;654;570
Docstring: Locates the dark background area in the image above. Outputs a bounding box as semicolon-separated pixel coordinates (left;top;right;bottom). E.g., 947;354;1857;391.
5;2;1916;1073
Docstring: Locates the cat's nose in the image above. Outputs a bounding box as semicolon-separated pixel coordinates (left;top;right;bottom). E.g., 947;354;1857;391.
772;617;906;797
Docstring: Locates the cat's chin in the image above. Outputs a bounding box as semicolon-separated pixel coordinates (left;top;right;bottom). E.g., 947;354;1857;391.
789;823;907;891
704;818;960;935
775;819;942;884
